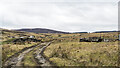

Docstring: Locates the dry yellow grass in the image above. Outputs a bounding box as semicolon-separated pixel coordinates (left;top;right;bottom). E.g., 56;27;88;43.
44;41;118;66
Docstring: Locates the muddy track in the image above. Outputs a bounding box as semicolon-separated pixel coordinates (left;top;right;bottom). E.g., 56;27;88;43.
3;42;57;68
3;44;38;67
34;42;52;66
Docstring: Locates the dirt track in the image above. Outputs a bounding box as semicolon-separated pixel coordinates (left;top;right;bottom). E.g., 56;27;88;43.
3;42;55;68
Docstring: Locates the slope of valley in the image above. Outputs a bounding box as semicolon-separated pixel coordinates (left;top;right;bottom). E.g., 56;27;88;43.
1;28;119;67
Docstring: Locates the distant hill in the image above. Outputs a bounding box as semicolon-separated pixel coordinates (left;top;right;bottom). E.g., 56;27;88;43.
93;31;118;33
16;28;69;34
73;32;88;33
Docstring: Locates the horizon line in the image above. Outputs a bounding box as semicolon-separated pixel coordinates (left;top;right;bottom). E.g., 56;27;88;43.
0;27;118;33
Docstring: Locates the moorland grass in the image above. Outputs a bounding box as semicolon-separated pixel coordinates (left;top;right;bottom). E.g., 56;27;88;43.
44;41;118;66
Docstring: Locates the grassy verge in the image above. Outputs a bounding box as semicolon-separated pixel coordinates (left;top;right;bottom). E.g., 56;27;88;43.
44;41;118;66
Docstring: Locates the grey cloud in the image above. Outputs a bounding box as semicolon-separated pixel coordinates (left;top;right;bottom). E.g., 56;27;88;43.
0;0;118;32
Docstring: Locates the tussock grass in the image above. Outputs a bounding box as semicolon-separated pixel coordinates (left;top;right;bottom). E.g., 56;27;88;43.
44;42;118;66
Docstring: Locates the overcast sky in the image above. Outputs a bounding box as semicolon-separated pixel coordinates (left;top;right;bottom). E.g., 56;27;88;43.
0;0;119;32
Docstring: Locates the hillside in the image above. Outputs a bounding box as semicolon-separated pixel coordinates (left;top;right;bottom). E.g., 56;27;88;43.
93;31;118;33
16;28;68;34
2;28;119;67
